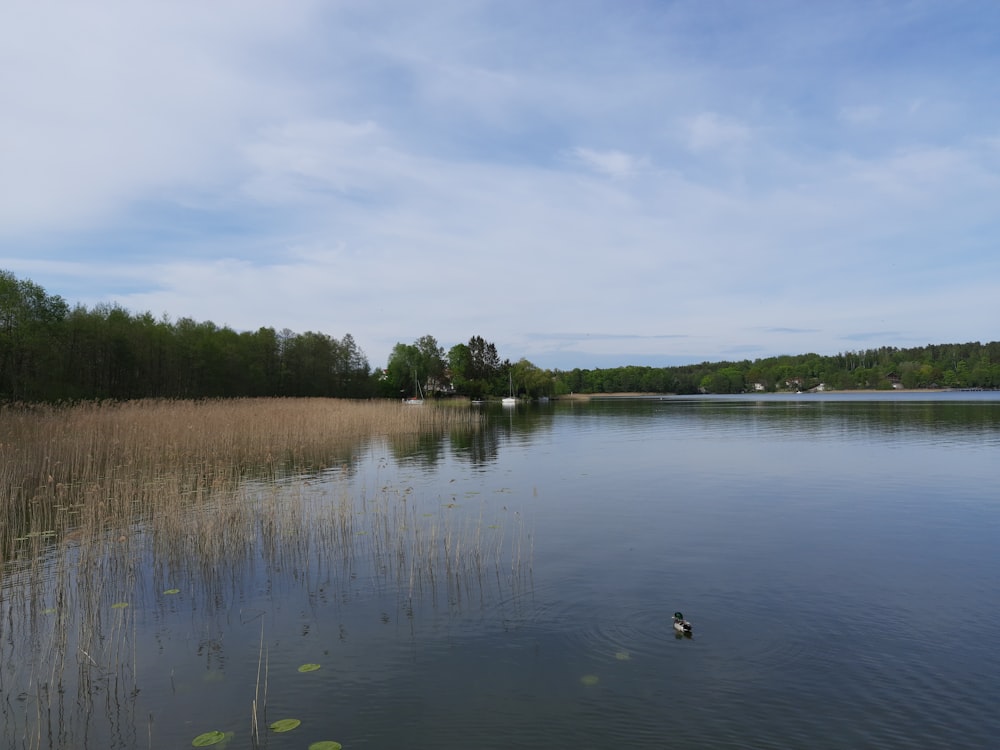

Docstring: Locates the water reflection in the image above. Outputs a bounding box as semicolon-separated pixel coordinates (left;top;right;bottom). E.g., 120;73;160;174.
3;394;999;749
1;470;532;750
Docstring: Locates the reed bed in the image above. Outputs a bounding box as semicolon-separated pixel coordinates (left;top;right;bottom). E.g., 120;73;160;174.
0;398;482;554
0;397;533;750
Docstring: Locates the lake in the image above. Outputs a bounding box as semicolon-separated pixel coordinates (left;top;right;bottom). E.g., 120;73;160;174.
3;392;999;749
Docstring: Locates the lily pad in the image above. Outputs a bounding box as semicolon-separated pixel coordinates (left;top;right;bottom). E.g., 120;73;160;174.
297;663;321;673
269;718;301;733
111;602;129;609
580;674;600;686
192;730;226;746
164;588;181;595
309;742;343;750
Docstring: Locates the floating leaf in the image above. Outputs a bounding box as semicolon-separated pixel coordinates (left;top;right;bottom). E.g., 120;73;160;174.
297;663;321;673
192;730;226;746
164;588;181;595
309;742;343;750
615;650;631;661
580;674;599;686
111;602;129;609
269;718;301;733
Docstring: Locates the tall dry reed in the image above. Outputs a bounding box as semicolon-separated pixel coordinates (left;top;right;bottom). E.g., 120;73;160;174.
0;398;535;750
0;398;481;554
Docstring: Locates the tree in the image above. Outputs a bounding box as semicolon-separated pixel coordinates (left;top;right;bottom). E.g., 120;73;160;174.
415;335;447;392
0;271;69;399
385;342;422;399
447;343;473;395
447;335;502;397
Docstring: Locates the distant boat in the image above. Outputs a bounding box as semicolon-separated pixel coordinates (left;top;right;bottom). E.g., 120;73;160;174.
502;371;517;406
404;370;424;405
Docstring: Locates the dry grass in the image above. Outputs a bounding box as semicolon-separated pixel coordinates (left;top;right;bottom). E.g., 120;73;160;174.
0;397;532;749
0;398;481;553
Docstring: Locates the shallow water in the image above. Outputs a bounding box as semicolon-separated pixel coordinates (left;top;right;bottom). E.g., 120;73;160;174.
3;392;999;749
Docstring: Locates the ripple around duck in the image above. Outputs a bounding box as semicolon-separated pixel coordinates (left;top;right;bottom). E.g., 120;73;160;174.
485;572;1000;748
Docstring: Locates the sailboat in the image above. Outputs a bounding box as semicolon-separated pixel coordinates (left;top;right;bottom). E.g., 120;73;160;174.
403;369;424;405
502;371;517;406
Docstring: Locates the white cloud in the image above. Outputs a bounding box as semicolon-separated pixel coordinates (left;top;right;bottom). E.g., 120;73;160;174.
570;148;646;179
683;112;752;153
2;1;999;369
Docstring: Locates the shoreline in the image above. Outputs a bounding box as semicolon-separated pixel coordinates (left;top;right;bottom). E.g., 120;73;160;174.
555;388;986;400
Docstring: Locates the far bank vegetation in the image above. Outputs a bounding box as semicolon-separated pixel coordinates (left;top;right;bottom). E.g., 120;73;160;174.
3;269;998;402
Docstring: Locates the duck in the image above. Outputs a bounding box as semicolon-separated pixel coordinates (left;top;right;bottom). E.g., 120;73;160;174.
673;611;693;636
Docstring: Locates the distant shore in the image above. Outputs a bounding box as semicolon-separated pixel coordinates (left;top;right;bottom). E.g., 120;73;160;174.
555;388;979;400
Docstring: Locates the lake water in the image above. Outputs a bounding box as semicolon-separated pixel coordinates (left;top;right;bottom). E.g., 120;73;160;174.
3;393;1000;749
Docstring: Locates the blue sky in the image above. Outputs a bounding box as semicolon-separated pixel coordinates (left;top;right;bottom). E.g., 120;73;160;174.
3;0;998;370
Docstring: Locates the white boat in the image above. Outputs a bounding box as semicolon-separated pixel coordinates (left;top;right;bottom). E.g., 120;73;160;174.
404;370;424;405
502;371;517;406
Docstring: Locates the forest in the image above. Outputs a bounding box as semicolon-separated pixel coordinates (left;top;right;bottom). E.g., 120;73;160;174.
2;269;997;402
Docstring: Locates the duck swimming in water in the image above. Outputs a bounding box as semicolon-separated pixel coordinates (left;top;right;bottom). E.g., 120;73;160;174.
673;611;692;636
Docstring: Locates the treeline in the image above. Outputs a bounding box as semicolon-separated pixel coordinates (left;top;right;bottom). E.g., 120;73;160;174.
385;335;554;400
1;271;372;401
554;342;1000;395
2;270;997;402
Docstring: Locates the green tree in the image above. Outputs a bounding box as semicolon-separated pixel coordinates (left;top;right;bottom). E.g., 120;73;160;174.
385;342;422;399
0;271;69;399
415;335;447;393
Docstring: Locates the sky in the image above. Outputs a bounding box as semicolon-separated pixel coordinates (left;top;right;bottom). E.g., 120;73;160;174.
2;0;999;371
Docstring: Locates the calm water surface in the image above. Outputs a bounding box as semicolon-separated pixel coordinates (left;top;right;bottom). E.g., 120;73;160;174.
4;393;999;749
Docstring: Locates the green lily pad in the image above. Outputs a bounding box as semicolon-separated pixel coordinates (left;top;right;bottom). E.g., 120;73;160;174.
192;730;226;746
269;718;301;733
580;674;600;686
309;742;343;750
111;602;129;609
164;588;181;595
298;663;321;673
